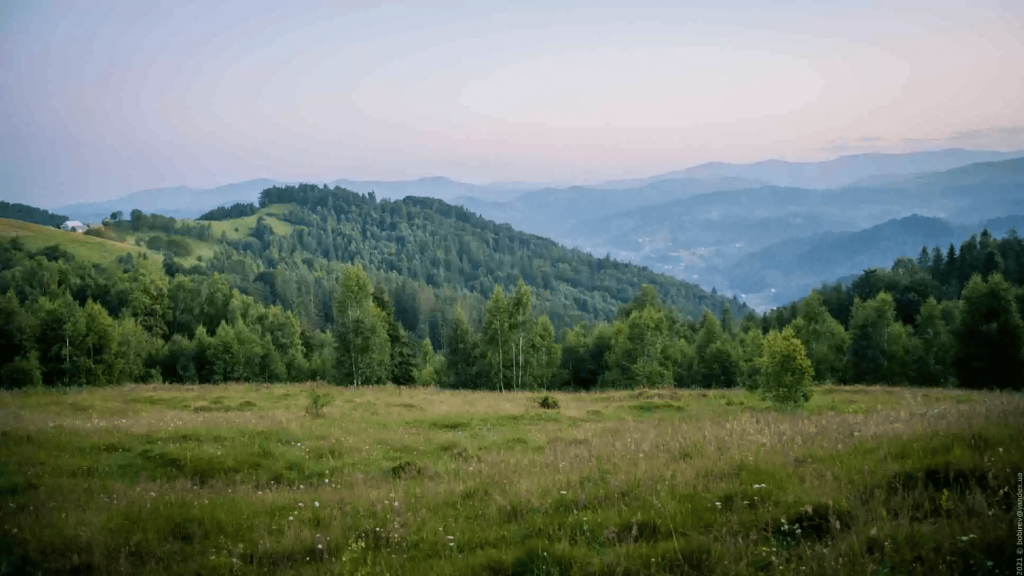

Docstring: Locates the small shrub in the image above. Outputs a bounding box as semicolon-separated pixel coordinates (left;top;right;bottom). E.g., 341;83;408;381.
538;395;560;410
756;327;814;407
305;387;334;417
390;460;424;479
84;227;112;240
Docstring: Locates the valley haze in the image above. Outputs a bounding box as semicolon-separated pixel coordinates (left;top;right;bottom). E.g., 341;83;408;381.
52;149;1024;311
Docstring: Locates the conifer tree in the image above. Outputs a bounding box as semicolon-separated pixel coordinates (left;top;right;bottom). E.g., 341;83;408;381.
737;326;766;392
954;273;1024;390
909;297;959;386
443;307;481;389
693;309;741;388
846;292;912;385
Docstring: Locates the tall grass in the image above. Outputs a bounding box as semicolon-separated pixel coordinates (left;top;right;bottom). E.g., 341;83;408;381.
0;384;1020;575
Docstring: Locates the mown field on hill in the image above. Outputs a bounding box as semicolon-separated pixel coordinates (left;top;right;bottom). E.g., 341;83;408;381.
1;385;1020;575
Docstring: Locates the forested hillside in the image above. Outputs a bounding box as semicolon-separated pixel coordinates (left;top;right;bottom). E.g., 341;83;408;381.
3;197;1022;392
201;184;747;335
454;177;764;242
759;227;1024;389
0;183;748;388
637;148;1023;189
0;201;69;228
723;213;1023;306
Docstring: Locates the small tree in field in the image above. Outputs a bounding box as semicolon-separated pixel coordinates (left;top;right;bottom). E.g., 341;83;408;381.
305;386;334;417
757;327;814;407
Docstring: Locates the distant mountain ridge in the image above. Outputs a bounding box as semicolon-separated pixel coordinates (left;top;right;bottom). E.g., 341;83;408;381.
55;177;525;223
56;179;282;223
326;176;523;203
51;148;1024;225
596;148;1024;190
721;213;1023;309
44;149;1024;315
516;156;1024;310
453;176;766;241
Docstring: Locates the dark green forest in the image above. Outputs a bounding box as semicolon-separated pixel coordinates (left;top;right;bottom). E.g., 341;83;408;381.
0;201;69;228
1;183;1022;392
198;202;259;221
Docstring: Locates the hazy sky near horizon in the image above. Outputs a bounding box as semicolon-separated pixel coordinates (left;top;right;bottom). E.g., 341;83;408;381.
2;0;1023;207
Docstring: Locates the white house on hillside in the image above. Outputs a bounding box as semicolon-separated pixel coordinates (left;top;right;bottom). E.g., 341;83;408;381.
60;220;88;233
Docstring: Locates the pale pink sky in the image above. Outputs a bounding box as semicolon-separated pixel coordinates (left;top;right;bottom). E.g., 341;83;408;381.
1;0;1022;206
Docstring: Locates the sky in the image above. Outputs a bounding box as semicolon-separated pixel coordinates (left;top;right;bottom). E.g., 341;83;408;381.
1;0;1023;207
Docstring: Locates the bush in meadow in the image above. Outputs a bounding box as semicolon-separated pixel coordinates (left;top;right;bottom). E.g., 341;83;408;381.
756;327;814;407
537;394;560;410
305;387;334;417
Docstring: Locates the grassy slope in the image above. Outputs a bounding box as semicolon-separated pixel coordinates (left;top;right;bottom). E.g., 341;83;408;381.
23;205;302;267
205;204;296;240
0;385;1020;575
0;217;164;264
172;204;297;264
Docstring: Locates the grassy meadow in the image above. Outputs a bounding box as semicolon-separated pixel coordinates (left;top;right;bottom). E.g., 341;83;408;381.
204;204;296;240
0;384;1021;575
0;218;163;265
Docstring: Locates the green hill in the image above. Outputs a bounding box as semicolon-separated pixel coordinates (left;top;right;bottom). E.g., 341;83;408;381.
0;201;70;228
41;185;747;343
231;184;749;335
0;218;162;264
205;203;295;239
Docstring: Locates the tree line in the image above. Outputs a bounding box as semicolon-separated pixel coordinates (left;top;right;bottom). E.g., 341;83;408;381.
0;201;69;228
1;183;1021;393
760;228;1024;390
151;184;749;343
198;202;259;221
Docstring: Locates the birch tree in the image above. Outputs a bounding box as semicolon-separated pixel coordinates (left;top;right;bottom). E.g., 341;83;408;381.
332;264;391;386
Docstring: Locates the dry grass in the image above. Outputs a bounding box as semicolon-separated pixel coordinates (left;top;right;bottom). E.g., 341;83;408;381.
0;384;1021;575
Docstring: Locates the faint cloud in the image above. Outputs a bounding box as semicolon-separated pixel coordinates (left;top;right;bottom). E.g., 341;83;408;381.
822;125;1024;156
819;135;892;155
902;125;1024;149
